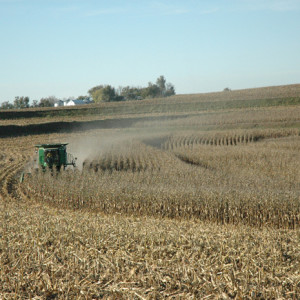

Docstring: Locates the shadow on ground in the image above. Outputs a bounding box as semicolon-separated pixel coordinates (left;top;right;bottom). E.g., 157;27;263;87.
0;115;188;138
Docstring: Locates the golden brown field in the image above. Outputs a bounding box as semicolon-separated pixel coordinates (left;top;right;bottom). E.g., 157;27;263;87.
0;85;299;299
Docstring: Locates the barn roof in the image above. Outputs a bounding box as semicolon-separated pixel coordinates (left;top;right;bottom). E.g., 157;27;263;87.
71;100;85;105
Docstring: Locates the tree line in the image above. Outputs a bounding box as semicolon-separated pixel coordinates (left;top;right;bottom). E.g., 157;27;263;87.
0;96;63;110
0;76;175;109
89;76;175;103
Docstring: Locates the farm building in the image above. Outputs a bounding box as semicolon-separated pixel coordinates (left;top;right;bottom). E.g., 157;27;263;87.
54;100;64;107
64;98;93;106
64;99;85;106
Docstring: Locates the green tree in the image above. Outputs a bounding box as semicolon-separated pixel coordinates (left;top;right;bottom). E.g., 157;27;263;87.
156;75;166;96
155;75;175;97
14;96;30;109
89;85;117;102
0;101;14;110
77;95;88;100
165;83;175;96
39;96;57;107
120;86;141;100
88;85;104;96
31;100;39;107
142;82;160;98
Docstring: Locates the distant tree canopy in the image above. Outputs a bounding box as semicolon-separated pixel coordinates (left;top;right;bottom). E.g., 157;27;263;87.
38;96;58;107
1;97;30;110
77;95;88;100
223;87;231;92
14;96;30;109
0;101;14;110
0;96;58;110
88;76;175;103
89;85;118;103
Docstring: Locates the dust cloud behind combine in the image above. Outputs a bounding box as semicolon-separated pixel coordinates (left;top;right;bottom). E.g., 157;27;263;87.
68;125;172;170
64;109;219;170
19;114;183;172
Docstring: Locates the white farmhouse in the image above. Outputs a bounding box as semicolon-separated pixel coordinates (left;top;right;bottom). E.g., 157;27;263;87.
64;99;86;106
63;98;93;106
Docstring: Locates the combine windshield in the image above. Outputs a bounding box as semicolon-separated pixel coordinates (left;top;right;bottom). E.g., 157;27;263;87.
45;149;59;165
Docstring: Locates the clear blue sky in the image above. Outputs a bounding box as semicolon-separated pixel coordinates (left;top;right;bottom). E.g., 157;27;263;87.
1;0;300;103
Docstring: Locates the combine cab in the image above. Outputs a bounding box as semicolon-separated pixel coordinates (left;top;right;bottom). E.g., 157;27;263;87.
20;143;77;182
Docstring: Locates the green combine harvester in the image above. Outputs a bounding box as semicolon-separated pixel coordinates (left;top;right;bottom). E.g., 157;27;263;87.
20;143;77;182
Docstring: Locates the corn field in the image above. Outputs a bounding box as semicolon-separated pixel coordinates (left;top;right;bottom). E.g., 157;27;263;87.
20;129;300;230
1;92;300;298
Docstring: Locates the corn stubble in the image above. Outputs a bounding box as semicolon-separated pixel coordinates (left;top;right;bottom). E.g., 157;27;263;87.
1;200;299;299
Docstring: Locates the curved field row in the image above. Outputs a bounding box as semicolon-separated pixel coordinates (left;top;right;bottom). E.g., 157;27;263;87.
0;164;17;199
0;148;22;199
163;134;254;149
134;105;300;130
0;158;30;203
0;136;51;203
162;128;300;150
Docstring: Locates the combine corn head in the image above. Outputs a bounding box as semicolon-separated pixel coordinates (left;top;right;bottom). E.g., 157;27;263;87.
20;143;77;182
